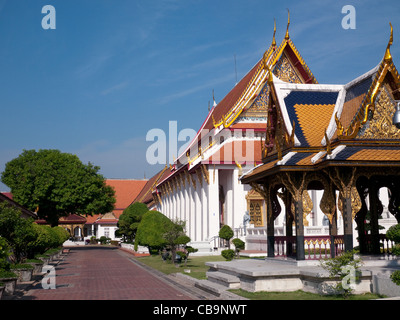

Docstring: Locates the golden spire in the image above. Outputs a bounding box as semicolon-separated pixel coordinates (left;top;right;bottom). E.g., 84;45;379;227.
285;9;290;40
272;18;277;47
384;22;393;62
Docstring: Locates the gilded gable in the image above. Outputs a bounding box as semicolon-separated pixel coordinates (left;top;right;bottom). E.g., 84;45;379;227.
273;53;302;84
357;84;400;140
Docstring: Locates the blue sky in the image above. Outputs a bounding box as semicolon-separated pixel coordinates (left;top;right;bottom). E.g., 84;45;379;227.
1;0;400;191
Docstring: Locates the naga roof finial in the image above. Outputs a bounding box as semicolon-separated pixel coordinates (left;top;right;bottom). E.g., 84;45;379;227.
384;22;393;62
285;9;290;40
272;18;277;47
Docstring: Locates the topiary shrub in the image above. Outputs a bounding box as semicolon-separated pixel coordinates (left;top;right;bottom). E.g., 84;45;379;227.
221;249;235;261
392;244;400;256
219;225;234;248
135;211;173;253
391;270;400;286
387;224;400;244
232;238;245;258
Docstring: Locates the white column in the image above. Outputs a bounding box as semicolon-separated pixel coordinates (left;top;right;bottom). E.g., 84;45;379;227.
208;167;220;240
225;169;233;227
232;167;245;230
190;184;196;240
184;184;190;236
201;179;208;241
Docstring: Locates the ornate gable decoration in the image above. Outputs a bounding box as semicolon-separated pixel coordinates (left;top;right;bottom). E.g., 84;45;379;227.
336;23;400;141
357;85;400;139
213;11;317;129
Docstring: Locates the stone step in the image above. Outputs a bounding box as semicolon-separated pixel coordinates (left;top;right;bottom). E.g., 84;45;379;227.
194;279;228;297
206;271;241;289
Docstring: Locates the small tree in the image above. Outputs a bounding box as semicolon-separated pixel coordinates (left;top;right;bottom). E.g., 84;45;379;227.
221;249;235;261
386;223;400;286
0;202;37;262
135;211;173;253
162;220;188;264
320;250;362;298
184;246;198;266
117;202;149;243
232;238;245;258
219;225;234;248
0;236;11;270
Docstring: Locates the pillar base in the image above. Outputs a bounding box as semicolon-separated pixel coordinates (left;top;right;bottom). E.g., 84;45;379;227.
296;235;305;260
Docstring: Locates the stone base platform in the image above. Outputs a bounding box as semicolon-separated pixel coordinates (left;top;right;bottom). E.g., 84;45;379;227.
203;256;400;296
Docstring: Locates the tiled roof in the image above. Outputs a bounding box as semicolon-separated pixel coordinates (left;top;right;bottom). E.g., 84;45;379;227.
134;166;171;206
292;103;336;146
203;60;263;131
0;192;37;219
106;179;148;217
332;146;400;162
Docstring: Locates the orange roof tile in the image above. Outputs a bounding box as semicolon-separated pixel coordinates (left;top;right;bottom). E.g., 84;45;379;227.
294;103;335;147
106;179;148;217
346;148;400;161
134;166;172;206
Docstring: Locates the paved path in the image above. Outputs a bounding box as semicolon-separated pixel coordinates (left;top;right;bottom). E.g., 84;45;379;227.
22;246;195;300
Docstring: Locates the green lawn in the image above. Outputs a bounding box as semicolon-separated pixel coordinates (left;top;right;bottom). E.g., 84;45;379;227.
229;289;383;300
136;254;226;279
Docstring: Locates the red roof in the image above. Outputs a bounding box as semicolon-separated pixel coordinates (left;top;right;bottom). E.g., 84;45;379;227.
1;192;13;200
106;179;148;218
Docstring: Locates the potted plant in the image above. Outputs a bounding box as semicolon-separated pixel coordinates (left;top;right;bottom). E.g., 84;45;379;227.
26;258;44;274
0;237;18;295
35;254;50;266
10;263;34;282
0;282;4;299
232;238;245;258
0;269;18;296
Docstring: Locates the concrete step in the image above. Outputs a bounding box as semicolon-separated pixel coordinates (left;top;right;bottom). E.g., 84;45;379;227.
206;271;241;289
194;279;229;297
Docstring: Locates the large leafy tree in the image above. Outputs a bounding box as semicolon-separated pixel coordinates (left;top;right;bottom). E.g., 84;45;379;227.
1;149;115;226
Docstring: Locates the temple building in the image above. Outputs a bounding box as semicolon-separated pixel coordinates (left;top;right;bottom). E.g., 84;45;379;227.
140;17;399;258
146;16;330;253
241;23;400;260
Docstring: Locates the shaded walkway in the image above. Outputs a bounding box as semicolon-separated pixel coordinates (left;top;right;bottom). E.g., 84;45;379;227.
23;246;194;300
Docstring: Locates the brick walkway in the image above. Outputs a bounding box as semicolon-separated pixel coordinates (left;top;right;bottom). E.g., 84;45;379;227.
22;246;194;300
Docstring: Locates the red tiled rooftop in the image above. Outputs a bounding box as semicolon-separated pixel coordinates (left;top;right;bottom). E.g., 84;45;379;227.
106;179;148;217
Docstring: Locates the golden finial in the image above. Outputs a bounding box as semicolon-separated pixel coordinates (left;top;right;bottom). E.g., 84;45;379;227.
384;22;393;62
324;129;332;155
272;18;277;47
285;9;290;40
235;160;243;176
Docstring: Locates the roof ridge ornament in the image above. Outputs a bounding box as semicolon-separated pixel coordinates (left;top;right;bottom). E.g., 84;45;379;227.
272;18;277;47
384;22;393;62
285;9;290;41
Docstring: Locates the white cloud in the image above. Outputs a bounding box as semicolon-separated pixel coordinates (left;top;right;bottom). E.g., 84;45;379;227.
101;81;129;96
